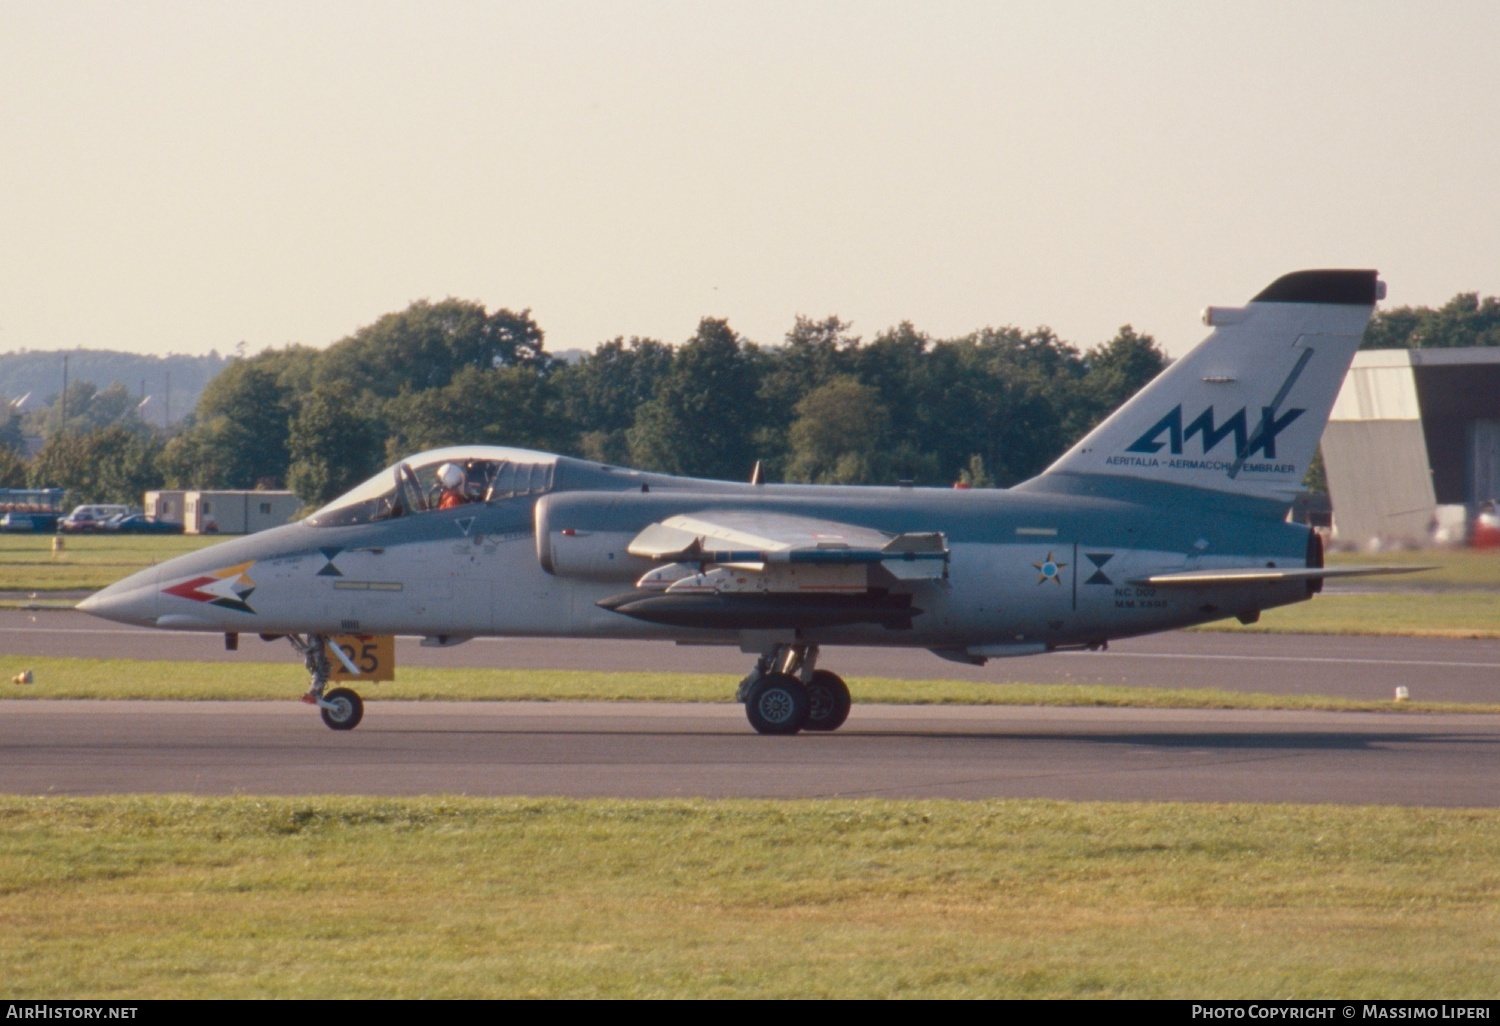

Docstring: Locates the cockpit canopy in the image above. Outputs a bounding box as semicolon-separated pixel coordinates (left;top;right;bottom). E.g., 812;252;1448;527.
307;447;557;528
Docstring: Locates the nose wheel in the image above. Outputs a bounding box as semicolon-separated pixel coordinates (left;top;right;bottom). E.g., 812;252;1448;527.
319;687;364;731
290;634;367;731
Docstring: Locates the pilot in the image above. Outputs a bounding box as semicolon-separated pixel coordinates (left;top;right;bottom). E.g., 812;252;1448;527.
436;463;468;509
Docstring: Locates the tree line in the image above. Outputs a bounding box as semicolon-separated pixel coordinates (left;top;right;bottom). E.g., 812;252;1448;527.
3;288;1494;509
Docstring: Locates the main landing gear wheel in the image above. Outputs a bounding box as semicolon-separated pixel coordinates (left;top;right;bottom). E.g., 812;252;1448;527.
803;670;851;732
745;673;811;735
319;687;364;731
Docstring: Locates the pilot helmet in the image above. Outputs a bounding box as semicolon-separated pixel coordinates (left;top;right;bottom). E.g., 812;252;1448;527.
437;463;464;489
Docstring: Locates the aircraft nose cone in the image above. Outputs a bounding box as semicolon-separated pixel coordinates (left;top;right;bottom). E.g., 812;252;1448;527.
77;571;161;626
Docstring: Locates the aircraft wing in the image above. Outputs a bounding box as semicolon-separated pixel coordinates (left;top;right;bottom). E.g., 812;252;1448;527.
602;511;948;630
1127;565;1433;587
626;511;948;579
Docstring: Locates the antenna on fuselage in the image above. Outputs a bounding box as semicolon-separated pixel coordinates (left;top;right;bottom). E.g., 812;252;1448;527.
750;461;764;486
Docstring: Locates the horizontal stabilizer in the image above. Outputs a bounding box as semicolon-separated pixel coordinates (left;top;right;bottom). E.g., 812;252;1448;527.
1127;565;1433;587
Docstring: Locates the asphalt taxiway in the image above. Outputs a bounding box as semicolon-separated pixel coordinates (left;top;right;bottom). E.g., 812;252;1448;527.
4;609;1498;805
3;700;1497;805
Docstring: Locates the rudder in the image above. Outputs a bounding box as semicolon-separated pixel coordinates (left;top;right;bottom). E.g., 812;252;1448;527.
1028;269;1383;507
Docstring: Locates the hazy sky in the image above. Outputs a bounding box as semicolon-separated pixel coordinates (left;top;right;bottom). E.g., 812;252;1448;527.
3;0;1498;360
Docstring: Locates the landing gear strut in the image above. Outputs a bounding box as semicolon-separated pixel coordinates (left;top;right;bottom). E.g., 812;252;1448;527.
737;644;852;735
288;634;365;731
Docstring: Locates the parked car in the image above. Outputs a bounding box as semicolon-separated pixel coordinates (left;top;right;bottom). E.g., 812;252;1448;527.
0;513;39;532
1474;502;1500;549
102;514;185;535
59;505;132;533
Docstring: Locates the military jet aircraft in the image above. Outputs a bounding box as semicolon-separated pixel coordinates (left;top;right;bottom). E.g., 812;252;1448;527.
80;269;1418;733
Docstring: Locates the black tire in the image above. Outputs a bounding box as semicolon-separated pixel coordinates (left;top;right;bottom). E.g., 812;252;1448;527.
320;687;364;731
745;673;811;735
803;670;851;732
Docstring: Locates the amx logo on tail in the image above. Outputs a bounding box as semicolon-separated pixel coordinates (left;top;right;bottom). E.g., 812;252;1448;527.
1126;405;1304;459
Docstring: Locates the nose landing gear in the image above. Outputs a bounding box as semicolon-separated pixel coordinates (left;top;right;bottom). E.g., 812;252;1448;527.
317;687;364;731
289;634;366;731
737;644;852;735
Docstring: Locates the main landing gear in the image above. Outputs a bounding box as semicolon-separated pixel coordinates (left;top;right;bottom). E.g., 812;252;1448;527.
737;644;852;736
288;634;364;731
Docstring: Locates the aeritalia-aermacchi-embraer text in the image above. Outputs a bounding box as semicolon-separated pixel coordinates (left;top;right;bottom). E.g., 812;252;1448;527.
81;270;1422;734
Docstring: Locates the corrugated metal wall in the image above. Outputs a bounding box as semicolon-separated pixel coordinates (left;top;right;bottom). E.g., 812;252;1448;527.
1325;353;1434;547
1321;420;1435;547
1321;349;1500;547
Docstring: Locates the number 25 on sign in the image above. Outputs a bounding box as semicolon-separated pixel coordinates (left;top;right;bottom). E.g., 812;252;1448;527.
324;635;395;682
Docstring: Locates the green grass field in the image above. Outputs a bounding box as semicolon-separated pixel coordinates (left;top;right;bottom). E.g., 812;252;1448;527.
0;533;220;592
1327;547;1500;589
3;796;1497;998
2;655;1495;713
1198;589;1500;637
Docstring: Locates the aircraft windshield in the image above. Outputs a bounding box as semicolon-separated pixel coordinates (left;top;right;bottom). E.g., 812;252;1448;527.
307;452;555;528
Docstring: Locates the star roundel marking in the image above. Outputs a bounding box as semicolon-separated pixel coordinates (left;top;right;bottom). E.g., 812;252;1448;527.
1033;551;1068;585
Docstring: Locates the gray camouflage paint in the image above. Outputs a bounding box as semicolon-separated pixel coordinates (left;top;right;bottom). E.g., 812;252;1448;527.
79;448;1311;652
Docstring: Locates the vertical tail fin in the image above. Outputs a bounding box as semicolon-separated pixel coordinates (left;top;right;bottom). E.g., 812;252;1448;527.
1028;269;1382;506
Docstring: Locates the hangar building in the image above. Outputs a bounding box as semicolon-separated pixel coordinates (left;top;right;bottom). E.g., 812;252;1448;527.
1322;348;1500;548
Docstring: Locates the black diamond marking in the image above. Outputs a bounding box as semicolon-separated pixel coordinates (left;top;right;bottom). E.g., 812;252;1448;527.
1085;552;1114;585
317;546;343;577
